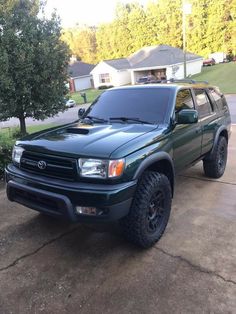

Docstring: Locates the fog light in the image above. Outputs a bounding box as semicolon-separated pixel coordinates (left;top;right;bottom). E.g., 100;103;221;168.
76;206;97;215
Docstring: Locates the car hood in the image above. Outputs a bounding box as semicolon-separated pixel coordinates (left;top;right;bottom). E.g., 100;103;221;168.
18;122;159;158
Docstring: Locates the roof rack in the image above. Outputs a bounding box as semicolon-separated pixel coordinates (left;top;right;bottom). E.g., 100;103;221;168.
142;79;209;85
167;78;209;84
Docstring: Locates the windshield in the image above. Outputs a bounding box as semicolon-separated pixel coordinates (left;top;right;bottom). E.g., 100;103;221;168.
84;88;172;124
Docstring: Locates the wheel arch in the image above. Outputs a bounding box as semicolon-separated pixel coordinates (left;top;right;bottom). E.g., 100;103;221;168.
219;129;228;143
215;126;228;143
133;152;175;196
206;126;228;160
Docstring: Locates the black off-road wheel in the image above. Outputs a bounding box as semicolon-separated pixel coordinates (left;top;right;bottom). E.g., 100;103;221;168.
203;136;228;179
120;171;172;248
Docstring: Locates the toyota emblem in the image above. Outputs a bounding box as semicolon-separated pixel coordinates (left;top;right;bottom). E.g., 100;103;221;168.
38;160;47;170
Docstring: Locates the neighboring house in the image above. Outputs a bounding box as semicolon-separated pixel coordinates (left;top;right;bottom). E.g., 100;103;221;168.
90;58;131;89
91;45;203;88
128;45;203;84
68;61;95;92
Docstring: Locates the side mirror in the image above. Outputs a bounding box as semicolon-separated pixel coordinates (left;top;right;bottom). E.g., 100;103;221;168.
176;109;198;124
78;108;85;118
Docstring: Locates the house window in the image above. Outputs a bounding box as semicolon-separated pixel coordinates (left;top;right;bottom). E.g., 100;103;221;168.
99;73;111;83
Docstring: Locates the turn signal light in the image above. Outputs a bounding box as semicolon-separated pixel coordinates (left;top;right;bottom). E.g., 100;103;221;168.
108;159;125;178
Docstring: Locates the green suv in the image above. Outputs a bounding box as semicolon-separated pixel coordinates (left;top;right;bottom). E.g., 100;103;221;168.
6;82;231;248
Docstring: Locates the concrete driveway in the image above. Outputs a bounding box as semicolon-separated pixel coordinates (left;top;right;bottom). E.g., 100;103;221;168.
0;128;235;314
227;94;236;123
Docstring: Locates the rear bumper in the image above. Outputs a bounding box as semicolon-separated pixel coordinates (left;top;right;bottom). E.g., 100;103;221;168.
5;164;137;222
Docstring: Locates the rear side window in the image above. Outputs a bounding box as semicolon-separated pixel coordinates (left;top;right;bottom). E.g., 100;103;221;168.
210;89;226;110
175;89;194;113
194;89;213;118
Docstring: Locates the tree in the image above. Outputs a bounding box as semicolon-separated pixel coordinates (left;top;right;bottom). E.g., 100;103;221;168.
59;0;236;63
96;4;133;61
146;0;182;48
206;0;236;55
61;25;97;63
0;0;70;135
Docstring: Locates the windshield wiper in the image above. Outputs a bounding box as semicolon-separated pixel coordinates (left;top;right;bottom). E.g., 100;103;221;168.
109;117;152;124
82;115;109;123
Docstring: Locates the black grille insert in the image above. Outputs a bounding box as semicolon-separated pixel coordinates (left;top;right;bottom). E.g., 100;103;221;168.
20;151;77;181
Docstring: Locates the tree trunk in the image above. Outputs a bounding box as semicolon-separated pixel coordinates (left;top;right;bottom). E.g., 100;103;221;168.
19;116;27;135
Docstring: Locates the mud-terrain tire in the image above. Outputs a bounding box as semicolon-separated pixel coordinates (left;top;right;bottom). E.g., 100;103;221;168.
203;136;228;178
120;171;172;248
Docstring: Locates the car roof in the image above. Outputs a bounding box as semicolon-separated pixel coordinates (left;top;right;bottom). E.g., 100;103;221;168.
110;82;213;92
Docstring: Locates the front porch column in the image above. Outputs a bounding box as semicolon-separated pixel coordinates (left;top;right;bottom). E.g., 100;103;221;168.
130;70;135;85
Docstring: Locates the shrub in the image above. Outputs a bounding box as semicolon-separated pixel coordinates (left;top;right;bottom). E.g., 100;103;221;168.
98;85;114;90
0;133;14;180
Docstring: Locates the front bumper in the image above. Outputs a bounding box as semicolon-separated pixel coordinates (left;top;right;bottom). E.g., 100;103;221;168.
5;164;137;222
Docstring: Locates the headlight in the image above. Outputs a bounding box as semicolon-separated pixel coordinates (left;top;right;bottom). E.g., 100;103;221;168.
79;158;125;178
12;146;24;164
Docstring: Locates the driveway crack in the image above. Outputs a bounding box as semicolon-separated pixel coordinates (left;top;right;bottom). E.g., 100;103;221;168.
0;227;79;272
155;246;236;286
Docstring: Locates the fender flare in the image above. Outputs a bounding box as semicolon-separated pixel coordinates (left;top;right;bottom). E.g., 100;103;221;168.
133;152;175;195
207;126;228;159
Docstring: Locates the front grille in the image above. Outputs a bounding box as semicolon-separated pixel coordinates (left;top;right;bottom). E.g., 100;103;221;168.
14;188;61;212
8;183;70;217
20;151;77;181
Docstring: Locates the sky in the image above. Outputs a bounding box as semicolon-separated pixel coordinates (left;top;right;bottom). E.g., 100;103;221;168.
45;0;149;27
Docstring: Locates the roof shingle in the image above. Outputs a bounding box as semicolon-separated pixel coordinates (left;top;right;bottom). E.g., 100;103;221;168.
102;45;202;70
128;45;202;68
68;61;95;78
104;58;131;70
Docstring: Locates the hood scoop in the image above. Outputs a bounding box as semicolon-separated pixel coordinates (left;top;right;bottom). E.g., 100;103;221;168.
66;127;89;135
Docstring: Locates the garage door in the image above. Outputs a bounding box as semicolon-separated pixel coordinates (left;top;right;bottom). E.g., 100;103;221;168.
74;77;92;91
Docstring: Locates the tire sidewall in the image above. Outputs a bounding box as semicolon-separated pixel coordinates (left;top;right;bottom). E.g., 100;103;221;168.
138;176;171;243
215;136;228;177
121;171;172;248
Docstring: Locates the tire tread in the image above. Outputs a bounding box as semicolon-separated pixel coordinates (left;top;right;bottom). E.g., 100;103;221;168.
120;171;172;248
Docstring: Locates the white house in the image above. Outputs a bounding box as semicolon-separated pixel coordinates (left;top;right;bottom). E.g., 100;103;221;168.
91;45;203;88
90;58;131;89
68;61;95;92
128;45;203;84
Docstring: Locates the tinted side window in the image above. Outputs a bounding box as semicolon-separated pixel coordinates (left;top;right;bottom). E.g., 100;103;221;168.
210;89;225;110
194;89;212;118
175;89;194;113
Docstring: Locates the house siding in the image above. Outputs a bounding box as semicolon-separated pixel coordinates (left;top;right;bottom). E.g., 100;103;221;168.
167;60;203;79
112;70;131;86
131;59;203;83
91;62;131;88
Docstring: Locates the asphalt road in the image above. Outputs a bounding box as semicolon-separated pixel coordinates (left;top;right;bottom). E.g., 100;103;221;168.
0;95;236;130
0;128;235;313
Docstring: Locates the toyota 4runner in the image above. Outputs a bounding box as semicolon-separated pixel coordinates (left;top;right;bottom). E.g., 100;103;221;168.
5;82;231;248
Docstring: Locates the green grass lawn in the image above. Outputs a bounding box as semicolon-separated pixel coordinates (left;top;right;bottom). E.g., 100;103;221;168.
1;123;56;137
192;62;236;94
27;124;57;134
70;88;103;105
